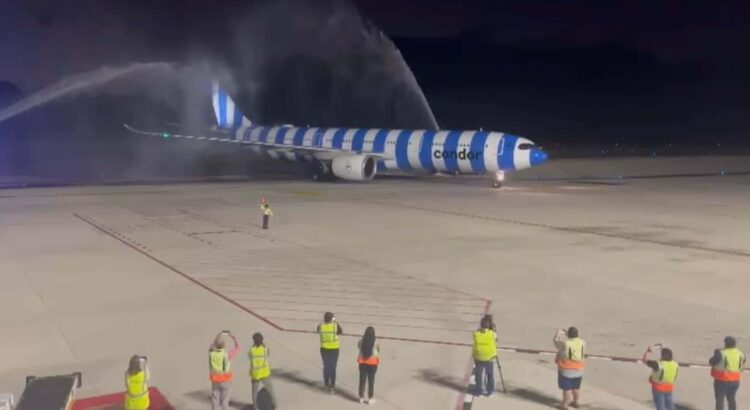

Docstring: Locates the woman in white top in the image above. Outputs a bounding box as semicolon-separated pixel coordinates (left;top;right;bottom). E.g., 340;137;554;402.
357;326;380;404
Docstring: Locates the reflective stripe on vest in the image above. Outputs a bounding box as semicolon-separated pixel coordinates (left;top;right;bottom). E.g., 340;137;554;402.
210;349;233;383
712;348;745;382
249;345;271;380
556;338;585;370
358;346;380;365
650;360;678;392
473;330;497;361
319;323;340;349
125;371;150;410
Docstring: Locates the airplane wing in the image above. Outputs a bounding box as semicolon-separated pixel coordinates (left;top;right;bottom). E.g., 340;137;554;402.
123;124;391;158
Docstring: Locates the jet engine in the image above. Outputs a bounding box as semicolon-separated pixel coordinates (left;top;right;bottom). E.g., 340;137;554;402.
331;155;377;181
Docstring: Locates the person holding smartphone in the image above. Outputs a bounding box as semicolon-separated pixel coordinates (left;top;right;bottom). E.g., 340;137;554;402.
209;331;241;410
124;355;150;410
554;327;585;409
642;344;678;410
317;312;344;393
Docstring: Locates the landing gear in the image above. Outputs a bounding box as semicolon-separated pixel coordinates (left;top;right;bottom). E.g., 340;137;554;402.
311;160;333;182
491;171;505;188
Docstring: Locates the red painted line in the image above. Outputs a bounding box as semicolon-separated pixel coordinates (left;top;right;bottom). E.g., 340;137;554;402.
217;289;486;308
210;278;480;299
74;213;282;331
227;296;484;315
259;315;476;333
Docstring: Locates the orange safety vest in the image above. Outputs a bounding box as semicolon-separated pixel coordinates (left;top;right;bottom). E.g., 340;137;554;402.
209;349;233;383
711;348;745;382
556;338;585;370
649;360;678;392
357;341;380;365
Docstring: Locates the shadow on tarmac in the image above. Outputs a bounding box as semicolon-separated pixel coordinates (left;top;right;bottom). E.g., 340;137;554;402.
273;368;360;402
184;390;254;410
416;368;465;393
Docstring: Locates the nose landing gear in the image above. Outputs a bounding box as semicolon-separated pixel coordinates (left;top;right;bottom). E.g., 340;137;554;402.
491;171;505;188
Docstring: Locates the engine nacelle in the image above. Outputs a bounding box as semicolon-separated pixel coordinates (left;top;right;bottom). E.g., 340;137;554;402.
331;155;377;181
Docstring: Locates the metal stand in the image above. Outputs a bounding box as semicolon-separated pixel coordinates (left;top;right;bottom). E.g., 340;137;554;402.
495;356;508;393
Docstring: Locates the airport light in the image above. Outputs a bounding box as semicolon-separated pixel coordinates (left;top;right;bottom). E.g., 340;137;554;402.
162;133;170;139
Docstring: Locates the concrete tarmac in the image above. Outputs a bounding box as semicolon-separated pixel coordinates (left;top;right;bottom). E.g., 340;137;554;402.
1;171;749;409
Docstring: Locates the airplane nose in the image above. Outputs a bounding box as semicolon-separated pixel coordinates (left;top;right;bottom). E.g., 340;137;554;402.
530;149;549;166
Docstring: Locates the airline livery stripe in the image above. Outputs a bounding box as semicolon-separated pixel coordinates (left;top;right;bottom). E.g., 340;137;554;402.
443;130;462;172
373;129;389;153
396;130;412;171
420;131;437;171
218;92;227;128
470;132;488;173
258;127;271;143
333;128;347;149
500;135;516;170
275;127;289;144
233;105;243;130
293;128;307;146
362;129;379;153
352;128;368;152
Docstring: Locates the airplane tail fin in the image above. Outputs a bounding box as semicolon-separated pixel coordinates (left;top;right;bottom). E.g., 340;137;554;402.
212;80;252;129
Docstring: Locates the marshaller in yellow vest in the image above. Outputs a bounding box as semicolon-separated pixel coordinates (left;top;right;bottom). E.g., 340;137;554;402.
124;355;150;410
249;332;276;408
642;344;678;410
260;203;273;230
472;315;498;396
554;327;585;410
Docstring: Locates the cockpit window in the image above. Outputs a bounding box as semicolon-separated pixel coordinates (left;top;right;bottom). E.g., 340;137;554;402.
518;143;536;150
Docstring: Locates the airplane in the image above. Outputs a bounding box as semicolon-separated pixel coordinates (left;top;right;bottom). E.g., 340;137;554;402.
124;80;549;188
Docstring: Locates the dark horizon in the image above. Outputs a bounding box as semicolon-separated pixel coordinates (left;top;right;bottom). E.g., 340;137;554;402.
1;0;749;181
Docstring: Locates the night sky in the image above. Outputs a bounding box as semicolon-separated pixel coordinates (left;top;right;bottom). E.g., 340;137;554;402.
1;0;749;180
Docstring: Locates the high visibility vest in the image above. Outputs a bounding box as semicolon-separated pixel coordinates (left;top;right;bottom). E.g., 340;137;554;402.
124;371;150;410
261;205;273;216
650;360;678;392
472;330;497;361
319;323;340;350
249;345;271;380
357;343;380;366
712;348;745;382
209;348;232;383
556;338;585;370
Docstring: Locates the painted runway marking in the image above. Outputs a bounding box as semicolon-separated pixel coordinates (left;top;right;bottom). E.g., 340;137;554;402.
362;200;750;258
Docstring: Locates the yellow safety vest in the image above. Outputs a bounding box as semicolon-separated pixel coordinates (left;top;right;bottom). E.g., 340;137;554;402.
319;322;340;350
556;338;585;370
124;371;150;410
472;329;497;361
249;345;271;380
261;205;273;216
712;348;745;382
650;360;678;392
210;349;232;383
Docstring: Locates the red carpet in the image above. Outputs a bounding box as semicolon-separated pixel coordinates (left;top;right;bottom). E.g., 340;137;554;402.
72;387;173;410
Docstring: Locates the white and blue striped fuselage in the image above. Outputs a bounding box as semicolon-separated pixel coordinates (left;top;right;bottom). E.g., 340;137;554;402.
227;125;548;175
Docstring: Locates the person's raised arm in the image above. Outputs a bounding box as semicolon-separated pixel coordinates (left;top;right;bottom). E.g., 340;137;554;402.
228;333;240;359
642;347;658;370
